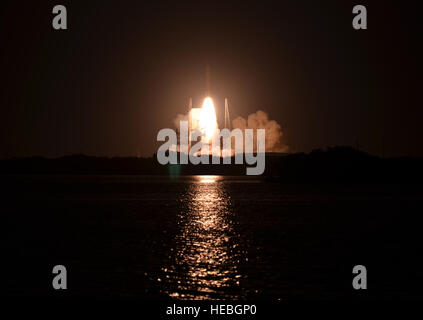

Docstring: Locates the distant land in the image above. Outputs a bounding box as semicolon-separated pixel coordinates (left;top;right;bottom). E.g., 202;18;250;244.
1;146;422;184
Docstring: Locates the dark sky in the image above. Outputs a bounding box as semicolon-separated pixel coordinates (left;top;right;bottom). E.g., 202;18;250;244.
0;0;421;157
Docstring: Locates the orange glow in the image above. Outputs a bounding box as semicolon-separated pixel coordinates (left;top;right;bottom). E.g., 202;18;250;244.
198;175;219;183
199;97;217;141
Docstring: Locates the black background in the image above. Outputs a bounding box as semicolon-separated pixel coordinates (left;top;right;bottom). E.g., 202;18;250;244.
1;0;421;158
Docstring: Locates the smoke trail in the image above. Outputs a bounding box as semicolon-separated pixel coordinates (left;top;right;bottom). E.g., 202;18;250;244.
232;110;288;153
171;110;288;153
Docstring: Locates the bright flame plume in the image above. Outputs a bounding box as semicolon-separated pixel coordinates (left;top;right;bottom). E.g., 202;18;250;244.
199;97;217;141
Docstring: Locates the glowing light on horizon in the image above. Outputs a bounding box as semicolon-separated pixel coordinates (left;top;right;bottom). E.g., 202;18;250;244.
198;175;219;184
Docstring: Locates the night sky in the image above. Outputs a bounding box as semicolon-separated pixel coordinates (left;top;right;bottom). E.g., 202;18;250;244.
0;0;421;158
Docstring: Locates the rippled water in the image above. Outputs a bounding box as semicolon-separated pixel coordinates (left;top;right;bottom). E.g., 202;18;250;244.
5;174;418;299
160;176;244;299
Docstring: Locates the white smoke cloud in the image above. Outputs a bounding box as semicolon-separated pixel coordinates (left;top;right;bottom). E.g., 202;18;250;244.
171;109;289;153
232;110;288;153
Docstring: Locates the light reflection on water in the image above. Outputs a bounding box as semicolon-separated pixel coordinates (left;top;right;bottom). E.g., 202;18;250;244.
161;175;244;300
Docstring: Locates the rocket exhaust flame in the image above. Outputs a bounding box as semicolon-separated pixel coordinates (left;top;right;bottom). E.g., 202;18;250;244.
160;96;270;175
199;97;217;141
